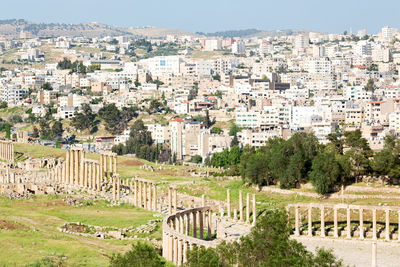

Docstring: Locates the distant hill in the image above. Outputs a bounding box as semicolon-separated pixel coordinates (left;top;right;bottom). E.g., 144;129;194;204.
249;29;323;38
196;29;262;38
0;19;198;38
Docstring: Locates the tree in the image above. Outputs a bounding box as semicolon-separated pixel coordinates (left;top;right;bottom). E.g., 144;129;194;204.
190;155;203;164
41;82;53;91
109;242;165;267
210;127;222;134
0;101;7;109
204;109;211;128
230;134;239;147
71;104;96;132
309;151;341;194
229;122;241;136
343;130;372;181
365;79;375;92
51;121;64;137
8;115;23;124
98;104;137;135
212;73;221;81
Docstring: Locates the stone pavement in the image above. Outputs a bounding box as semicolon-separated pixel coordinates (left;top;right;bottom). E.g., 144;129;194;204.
294;236;400;267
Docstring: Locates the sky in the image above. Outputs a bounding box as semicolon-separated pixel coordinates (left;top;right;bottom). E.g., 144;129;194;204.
0;0;399;34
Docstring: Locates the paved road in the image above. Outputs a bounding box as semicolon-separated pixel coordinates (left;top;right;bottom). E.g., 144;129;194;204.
294;236;400;267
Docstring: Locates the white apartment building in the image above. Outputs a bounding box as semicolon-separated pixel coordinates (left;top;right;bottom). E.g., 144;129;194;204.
382;26;395;41
0;87;28;105
232;41;245;55
204;39;222;51
389;111;400;133
141;56;182;76
306;58;331;74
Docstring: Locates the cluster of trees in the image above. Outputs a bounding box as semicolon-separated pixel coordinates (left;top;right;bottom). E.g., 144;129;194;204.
208;130;387;195
98;104;138;135
57;58;100;74
112;119;162;162
71;104;97;133
109;209;343;267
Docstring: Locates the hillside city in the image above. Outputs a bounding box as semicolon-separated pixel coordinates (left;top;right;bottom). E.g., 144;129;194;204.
1;18;400;267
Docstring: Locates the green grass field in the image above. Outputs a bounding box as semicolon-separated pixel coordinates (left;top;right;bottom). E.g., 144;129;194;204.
0;195;160;266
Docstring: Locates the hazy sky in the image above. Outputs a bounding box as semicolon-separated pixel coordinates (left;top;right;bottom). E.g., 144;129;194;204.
1;0;399;34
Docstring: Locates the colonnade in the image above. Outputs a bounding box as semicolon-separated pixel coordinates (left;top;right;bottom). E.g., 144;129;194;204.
100;152;117;180
226;189;256;225
63;149;121;200
0;141;14;162
64;148;84;185
162;207;218;266
289;203;400;241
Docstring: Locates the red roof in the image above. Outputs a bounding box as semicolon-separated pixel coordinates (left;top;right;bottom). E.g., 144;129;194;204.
171;118;184;122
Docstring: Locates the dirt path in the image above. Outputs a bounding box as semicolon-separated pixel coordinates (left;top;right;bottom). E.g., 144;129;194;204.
294;236;400;267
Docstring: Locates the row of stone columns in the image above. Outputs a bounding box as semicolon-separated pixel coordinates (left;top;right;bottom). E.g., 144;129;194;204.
65;148;84;185
226;189;256;225
82;159;101;192
163;208;215;266
131;178;157;211
293;204;400;241
0;141;14;162
100;152;117;181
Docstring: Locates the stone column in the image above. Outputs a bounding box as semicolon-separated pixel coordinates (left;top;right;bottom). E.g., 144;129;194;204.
239;190;243;222
134;179;138;206
372;242;377;267
83;162;88;188
199;211;204;240
168;187;172;214
96;164;101;192
201;194;205;207
80;150;85;186
74;150;79;185
334;207;338;238
99;154;103;181
113;155;117;174
320;205;325;237
227;189;231;218
295;205;300;236
177;239;183;266
398;211;400;241
109;155;112;175
246;193;250;224
65;150;70;185
207;210;212;239
359;208;364;239
185;213;190;235
385;209;390;241
168;234;173;262
143;182;147;209
308;205;312;237
372;209;377;240
183;241;188;264
112;176;116;201
192;211;197;238
62;160;66;185
148;183;152;210
69;150;74;185
88;162;92;189
173;237;178;266
138;181;142;207
153;184;157;211
174;188;177;213
252;194;256;226
117;177;121;201
346;207;351;239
